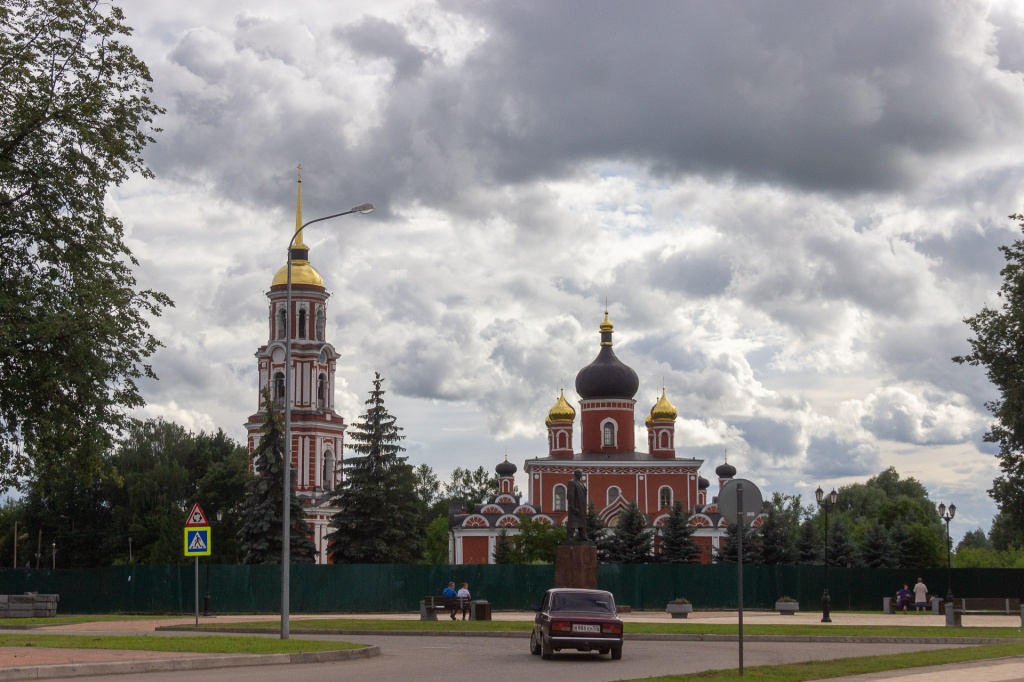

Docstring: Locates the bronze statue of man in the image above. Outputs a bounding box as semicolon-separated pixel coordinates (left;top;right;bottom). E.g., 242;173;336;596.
566;468;588;541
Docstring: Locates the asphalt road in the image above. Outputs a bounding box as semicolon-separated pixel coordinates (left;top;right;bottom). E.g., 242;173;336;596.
37;633;967;682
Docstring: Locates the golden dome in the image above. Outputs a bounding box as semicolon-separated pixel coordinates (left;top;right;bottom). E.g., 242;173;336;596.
546;389;576;425
272;261;324;287
650;388;677;421
645;409;654;428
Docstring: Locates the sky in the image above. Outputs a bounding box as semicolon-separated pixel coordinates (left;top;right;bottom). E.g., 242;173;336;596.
108;0;1024;543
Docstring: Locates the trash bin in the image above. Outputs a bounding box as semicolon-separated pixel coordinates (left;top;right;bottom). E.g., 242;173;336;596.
470;600;491;621
882;597;892;614
931;597;941;615
945;602;962;628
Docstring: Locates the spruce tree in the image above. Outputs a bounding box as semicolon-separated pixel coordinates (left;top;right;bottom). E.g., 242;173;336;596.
796;519;821;564
585;502;614;561
326;373;423;563
715;522;760;563
659;501;699;563
860;521;895;568
828;516;860;568
605;503;653;563
758;508;797;564
237;392;317;564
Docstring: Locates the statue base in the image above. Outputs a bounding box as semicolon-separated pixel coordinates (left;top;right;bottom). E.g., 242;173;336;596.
554;543;598;589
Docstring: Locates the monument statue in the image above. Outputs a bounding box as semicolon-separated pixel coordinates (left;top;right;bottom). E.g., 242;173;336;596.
566;468;588;542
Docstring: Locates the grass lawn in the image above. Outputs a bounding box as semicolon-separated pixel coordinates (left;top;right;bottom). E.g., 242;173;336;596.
0;615;168;627
622;643;1024;681
0;633;362;654
206;617;1024;640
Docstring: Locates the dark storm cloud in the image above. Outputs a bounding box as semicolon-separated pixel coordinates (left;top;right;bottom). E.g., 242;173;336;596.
335;16;432;80
735;417;802;460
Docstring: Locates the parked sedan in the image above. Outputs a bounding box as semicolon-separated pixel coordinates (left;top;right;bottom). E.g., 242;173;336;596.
530;588;623;660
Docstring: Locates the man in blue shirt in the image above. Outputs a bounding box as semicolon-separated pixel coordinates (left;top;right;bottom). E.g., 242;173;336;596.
443;582;458;620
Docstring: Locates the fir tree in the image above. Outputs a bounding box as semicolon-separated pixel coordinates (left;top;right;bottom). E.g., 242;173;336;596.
326;373;423;563
237;391;317;564
605;503;653;563
658;501;699;563
493;528;520;564
860;521;895;568
758;508;797;564
796;520;821;564
585;502;613;561
715;522;760;563
828;516;860;568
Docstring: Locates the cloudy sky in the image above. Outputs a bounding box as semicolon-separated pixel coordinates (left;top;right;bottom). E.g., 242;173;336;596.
111;0;1024;542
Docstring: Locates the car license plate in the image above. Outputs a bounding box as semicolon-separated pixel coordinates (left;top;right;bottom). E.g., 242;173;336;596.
572;623;600;633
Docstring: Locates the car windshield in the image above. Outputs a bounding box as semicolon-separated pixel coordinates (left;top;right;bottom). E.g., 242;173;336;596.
550;592;615;614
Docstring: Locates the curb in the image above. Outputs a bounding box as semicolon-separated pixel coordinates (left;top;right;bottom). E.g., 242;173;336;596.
0;645;379;681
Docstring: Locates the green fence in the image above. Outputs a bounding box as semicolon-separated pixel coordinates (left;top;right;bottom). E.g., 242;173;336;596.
0;564;1020;614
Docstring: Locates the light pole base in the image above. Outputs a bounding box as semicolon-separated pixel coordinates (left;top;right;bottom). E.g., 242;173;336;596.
821;590;832;623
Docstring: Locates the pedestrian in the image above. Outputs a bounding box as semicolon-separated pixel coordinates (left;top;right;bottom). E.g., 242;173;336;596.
457;582;471;620
443;581;458;621
896;583;913;613
913;577;928;614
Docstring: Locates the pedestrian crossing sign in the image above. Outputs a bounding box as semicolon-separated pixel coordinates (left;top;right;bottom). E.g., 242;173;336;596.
184;527;211;556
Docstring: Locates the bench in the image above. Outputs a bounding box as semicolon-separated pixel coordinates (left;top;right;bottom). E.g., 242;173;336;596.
419;595;469;621
945;597;1021;615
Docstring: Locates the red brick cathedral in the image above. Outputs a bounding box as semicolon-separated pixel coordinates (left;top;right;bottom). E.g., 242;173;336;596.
449;312;757;564
245;173;343;563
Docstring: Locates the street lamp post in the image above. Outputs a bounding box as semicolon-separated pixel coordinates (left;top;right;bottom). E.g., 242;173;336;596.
815;486;838;623
938;502;956;602
282;201;373;640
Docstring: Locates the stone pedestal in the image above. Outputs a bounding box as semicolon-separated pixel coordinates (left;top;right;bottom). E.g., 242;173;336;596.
554;543;598;589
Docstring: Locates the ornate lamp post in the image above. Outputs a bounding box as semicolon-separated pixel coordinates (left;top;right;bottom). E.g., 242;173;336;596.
815;486;838;623
938;502;956;601
281;201;374;639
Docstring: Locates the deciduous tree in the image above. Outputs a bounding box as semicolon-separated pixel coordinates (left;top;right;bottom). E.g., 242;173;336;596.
0;0;170;487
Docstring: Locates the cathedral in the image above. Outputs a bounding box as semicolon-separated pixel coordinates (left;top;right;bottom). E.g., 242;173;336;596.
244;174;343;563
448;312;763;564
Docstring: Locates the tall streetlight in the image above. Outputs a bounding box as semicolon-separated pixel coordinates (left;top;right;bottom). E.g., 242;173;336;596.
815;486;838;623
281;201;374;640
938;502;956;602
203;510;224;617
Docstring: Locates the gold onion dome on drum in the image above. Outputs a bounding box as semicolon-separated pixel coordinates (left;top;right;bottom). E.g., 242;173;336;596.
272;166;325;288
546;389;576;425
650;388;677;421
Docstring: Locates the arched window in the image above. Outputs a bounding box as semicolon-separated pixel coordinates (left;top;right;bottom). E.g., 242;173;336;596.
276;308;286;339
322;450;335;491
607;486;621;506
553;484;567;511
659;486;672;509
273;372;285;407
298;307;307;339
603;421;615;447
659;431;671;449
315;308;326;341
317;374;327;409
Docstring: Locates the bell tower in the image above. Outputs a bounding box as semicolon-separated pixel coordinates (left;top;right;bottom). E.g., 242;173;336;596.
245;167;347;562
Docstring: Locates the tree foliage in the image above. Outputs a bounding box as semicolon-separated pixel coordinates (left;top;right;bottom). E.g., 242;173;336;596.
443;466;498;510
237;393;316;565
605;503;653;563
658;501;699;563
326;373;422;563
954;216;1024;538
0;0;170;487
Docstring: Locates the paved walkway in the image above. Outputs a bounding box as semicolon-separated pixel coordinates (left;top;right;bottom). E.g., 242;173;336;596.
0;610;1019;680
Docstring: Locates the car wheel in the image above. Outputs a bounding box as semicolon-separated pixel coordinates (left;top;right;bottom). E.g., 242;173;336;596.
541;636;553;660
611;647;622;660
530;630;541;656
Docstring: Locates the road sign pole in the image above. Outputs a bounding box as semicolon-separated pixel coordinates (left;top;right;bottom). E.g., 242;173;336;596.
194;556;199;626
737;482;744;676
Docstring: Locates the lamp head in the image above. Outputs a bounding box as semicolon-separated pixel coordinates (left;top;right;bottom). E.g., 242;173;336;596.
351;202;374;214
815;486;824;504
948;503;956;519
829;488;838;505
937;502;945;518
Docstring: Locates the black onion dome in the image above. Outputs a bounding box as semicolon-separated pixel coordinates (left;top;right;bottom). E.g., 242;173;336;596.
496;457;517;476
698;475;710;490
574;311;639;400
715;461;736;479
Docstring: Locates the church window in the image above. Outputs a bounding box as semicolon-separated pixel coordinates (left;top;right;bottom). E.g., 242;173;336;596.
607;486;621;506
276;308;286;339
602;421;615;447
553;484;566;511
659;486;672;509
316;308;326;341
322;450;335;491
273;372;285;407
317;374;327;409
298;308;307;339
659;431;671;449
